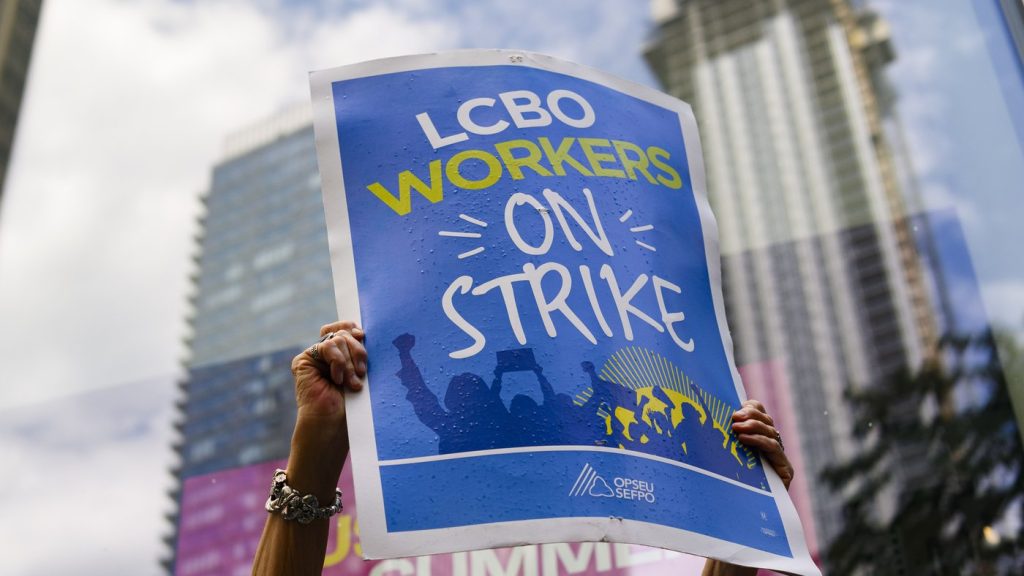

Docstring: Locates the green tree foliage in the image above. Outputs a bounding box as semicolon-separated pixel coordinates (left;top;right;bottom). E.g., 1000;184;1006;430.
823;330;1024;575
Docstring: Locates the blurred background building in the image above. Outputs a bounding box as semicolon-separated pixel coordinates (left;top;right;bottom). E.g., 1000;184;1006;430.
0;0;42;203
645;0;939;558
163;106;338;574
1000;0;1024;64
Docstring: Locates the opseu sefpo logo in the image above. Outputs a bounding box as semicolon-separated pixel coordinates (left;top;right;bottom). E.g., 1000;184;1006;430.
569;463;655;503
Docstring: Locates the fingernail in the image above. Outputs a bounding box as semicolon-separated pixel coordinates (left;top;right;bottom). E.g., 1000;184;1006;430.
358;361;367;374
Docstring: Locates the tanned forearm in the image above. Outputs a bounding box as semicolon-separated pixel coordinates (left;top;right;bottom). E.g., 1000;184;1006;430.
252;413;349;576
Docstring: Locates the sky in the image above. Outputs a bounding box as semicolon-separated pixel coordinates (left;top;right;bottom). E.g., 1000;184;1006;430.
0;376;175;575
872;0;1024;335
0;0;651;411
0;0;1022;574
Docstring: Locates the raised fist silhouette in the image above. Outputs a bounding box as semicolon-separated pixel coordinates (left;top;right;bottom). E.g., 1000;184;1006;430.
393;333;415;353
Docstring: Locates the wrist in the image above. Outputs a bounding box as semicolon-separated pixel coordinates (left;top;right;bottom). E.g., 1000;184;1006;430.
295;404;347;432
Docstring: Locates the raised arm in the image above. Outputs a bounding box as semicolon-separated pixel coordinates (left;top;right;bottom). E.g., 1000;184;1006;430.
582;361;616;414
393;333;447;433
533;366;556;403
252;321;367;576
491;367;504;398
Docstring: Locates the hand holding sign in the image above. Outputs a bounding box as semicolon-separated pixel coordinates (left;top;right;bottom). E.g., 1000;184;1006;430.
292;321;367;424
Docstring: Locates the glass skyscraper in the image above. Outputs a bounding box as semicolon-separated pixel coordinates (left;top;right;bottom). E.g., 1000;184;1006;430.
644;0;938;555
0;0;42;201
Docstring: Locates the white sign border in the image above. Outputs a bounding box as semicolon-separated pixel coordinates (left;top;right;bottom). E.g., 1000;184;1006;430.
310;49;820;576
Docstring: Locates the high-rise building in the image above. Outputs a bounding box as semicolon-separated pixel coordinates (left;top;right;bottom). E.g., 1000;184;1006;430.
998;0;1024;65
644;0;937;555
163;105;338;574
0;0;42;202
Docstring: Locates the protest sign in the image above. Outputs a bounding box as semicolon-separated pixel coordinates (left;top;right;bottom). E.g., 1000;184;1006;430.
310;50;819;575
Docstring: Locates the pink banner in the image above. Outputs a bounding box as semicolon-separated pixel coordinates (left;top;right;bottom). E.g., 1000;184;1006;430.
175;458;707;576
738;361;820;568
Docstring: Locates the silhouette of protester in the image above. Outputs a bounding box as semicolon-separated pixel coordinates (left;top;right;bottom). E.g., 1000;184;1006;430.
542;362;606;445
580;361;631;446
497;359;567;445
509;394;553;446
632;389;682;458
667;385;726;466
392;333;514;454
581;361;614;415
533;365;580;442
649;385;683;453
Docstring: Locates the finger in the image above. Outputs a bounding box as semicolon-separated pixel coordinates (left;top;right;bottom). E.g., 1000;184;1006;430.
299;343;319;366
320;320;360;337
743;399;767;413
291;350;319;380
736;433;783;455
341;331;368;377
733;399;770;422
326;333;363;391
731;418;777;439
733;404;774;426
320;337;356;388
338;331;367;386
320;320;354;337
759;448;795;489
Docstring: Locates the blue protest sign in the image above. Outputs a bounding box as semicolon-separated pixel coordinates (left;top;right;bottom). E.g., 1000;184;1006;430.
311;51;818;575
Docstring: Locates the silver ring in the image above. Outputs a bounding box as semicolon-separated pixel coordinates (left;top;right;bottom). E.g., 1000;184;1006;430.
307;343;322;362
774;430;785;452
307;332;335;362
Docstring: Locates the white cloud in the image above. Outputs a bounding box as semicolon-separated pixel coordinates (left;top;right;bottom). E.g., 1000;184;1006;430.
448;0;653;85
884;27;957;213
0;0;453;409
302;4;456;69
982;280;1024;337
0;377;175;576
